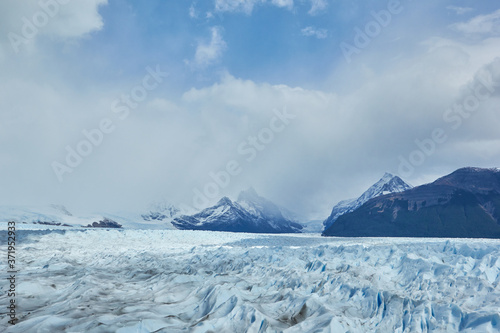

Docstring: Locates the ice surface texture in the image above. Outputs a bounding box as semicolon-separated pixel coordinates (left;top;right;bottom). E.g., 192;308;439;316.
1;229;499;332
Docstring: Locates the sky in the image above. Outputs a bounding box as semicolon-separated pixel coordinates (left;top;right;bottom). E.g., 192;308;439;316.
1;0;500;220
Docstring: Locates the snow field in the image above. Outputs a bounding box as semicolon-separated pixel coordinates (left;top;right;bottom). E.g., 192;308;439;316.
1;230;499;332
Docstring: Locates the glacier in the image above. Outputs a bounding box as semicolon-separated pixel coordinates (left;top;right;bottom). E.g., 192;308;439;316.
1;228;499;332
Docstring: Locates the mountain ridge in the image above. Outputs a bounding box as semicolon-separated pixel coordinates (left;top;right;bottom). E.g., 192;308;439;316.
172;189;303;233
323;173;412;230
323;167;500;238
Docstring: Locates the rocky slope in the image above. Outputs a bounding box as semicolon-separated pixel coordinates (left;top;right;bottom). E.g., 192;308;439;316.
323;173;412;230
172;189;303;233
323;167;500;238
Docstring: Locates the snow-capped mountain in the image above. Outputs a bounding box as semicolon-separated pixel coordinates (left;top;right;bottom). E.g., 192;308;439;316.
323;173;412;230
323;167;500;238
141;200;181;222
237;188;289;223
172;188;303;233
0;202;184;230
0;205;74;225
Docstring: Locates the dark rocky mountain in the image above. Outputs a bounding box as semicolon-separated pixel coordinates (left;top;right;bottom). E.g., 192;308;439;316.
323;173;412;230
86;218;122;228
323;167;500;238
172;189;303;233
33;221;72;227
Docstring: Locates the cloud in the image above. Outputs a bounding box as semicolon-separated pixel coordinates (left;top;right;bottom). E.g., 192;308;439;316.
215;0;264;14
214;0;293;14
177;41;500;216
446;6;473;15
191;26;227;68
301;26;328;39
0;0;107;42
308;0;328;15
271;0;293;10
147;98;182;114
0;0;107;55
2;36;500;218
2;1;500;221
451;9;500;35
189;4;197;18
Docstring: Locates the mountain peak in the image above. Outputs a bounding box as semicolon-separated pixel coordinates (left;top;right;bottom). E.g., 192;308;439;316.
433;167;500;194
172;191;303;233
217;196;234;206
360;173;412;200
455;167;500;173
237;187;260;202
381;172;395;181
377;173;409;187
323;173;412;230
50;204;73;216
323;167;500;238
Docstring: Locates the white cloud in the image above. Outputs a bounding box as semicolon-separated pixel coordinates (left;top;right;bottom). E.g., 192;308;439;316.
271;0;293;10
301;26;328;39
2;1;500;219
189;4;197;18
43;0;107;38
451;9;500;35
215;0;264;14
0;0;107;54
147;98;181;114
214;0;293;14
2;34;500;217
446;6;473;15
179;43;500;215
308;0;328;15
191;27;227;68
0;0;107;39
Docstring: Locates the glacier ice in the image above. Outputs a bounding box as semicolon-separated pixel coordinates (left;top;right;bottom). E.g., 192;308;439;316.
1;229;499;332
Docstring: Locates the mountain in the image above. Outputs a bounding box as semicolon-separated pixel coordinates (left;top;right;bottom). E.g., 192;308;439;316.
141;200;181;222
0;205;74;225
0;203;182;230
86;218;122;228
300;219;325;233
323;167;500;238
172;188;303;233
323;173;412;230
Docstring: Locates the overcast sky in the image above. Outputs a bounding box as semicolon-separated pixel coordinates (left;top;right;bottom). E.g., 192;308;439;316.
1;0;500;219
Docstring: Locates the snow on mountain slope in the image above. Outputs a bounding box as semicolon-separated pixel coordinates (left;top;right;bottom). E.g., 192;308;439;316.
236;188;295;228
140;200;182;222
2;230;499;332
92;211;178;230
172;189;303;233
98;198;193;229
323;173;412;230
323;167;500;238
0;205;76;225
0;204;181;229
300;219;325;233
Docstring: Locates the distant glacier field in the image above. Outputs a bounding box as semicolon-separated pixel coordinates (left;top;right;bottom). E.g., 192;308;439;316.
1;229;500;332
